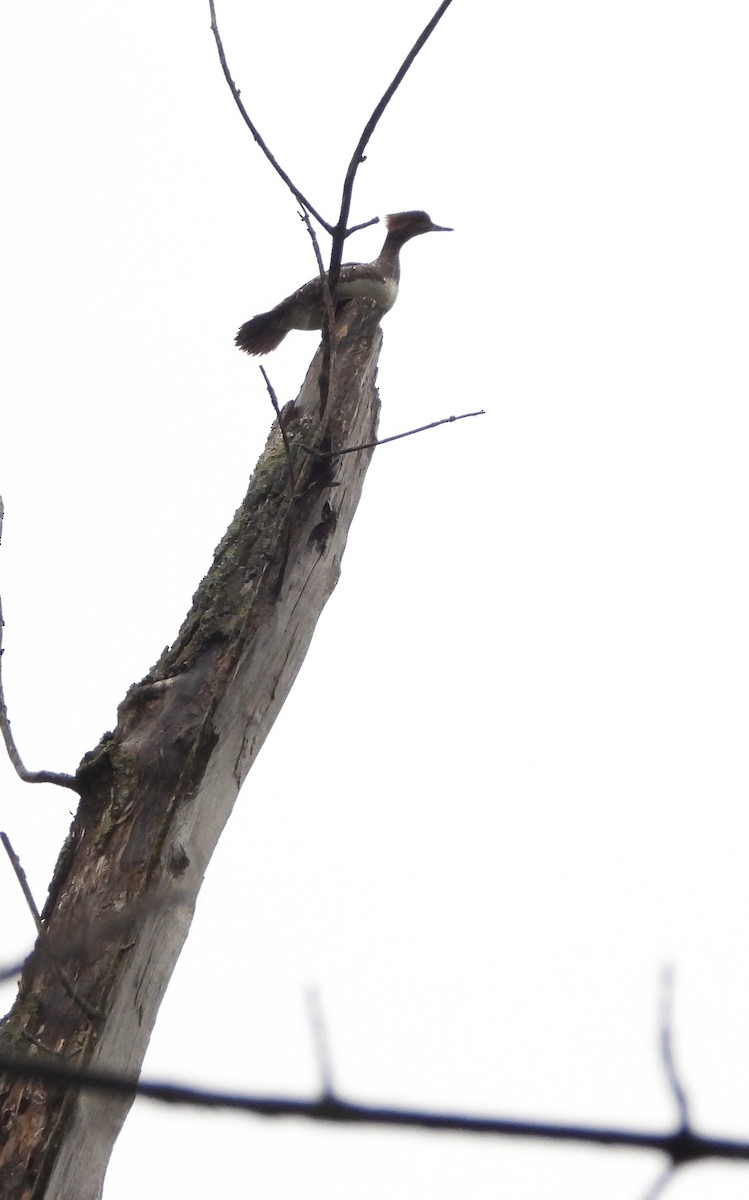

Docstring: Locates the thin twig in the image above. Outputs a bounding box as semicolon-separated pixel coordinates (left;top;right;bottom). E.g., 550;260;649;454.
259;366;296;490
207;0;331;232
298;208;328;282
345;217;380;237
1;832;44;928
305;987;335;1099
0;832;99;1020
660;966;690;1129
23;1030;59;1055
298;208;338;416
0;502;78;791
0;958;26;983
640;1165;677;1200
306;409;485;459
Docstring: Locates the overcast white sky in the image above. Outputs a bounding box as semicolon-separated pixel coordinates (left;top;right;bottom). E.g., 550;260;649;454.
2;1;749;1196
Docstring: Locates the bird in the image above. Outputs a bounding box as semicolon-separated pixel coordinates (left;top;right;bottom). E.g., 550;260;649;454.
235;210;452;356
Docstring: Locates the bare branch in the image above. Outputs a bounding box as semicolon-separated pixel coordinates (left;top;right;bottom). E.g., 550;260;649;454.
208;0;331;232
640;1165;677;1200
308;409;485;458
0;501;78;791
0;832;99;1020
259;365;296;490
298;208;338;415
305;0;454;421
298;208;328;282
328;0;456;293
0;958;26;983
0;831;44;929
0;1047;747;1170
305;987;335;1099
660;966;690;1129
345;217;381;237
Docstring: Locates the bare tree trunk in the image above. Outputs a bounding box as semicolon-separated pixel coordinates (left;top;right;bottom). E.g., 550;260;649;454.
0;304;382;1200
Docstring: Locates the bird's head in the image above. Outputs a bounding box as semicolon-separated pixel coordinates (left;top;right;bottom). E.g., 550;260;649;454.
385;211;453;240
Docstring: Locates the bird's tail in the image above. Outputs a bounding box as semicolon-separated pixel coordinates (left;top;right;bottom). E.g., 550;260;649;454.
235;310;288;356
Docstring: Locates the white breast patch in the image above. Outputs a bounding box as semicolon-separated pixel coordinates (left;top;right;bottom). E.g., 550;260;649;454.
338;275;399;312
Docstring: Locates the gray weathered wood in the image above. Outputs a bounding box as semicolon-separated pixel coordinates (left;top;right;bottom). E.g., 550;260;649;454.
0;304;382;1200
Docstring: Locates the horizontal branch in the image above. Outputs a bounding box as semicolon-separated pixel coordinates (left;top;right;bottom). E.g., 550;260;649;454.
0;1049;747;1169
306;409;485;458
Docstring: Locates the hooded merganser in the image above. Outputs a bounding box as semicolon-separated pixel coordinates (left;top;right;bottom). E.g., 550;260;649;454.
235;210;452;356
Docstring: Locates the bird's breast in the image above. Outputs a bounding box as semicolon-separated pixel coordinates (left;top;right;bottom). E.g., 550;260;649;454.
337;274;399;312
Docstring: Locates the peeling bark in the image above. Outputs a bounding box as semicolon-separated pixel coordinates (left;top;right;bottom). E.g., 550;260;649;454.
0;303;382;1200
